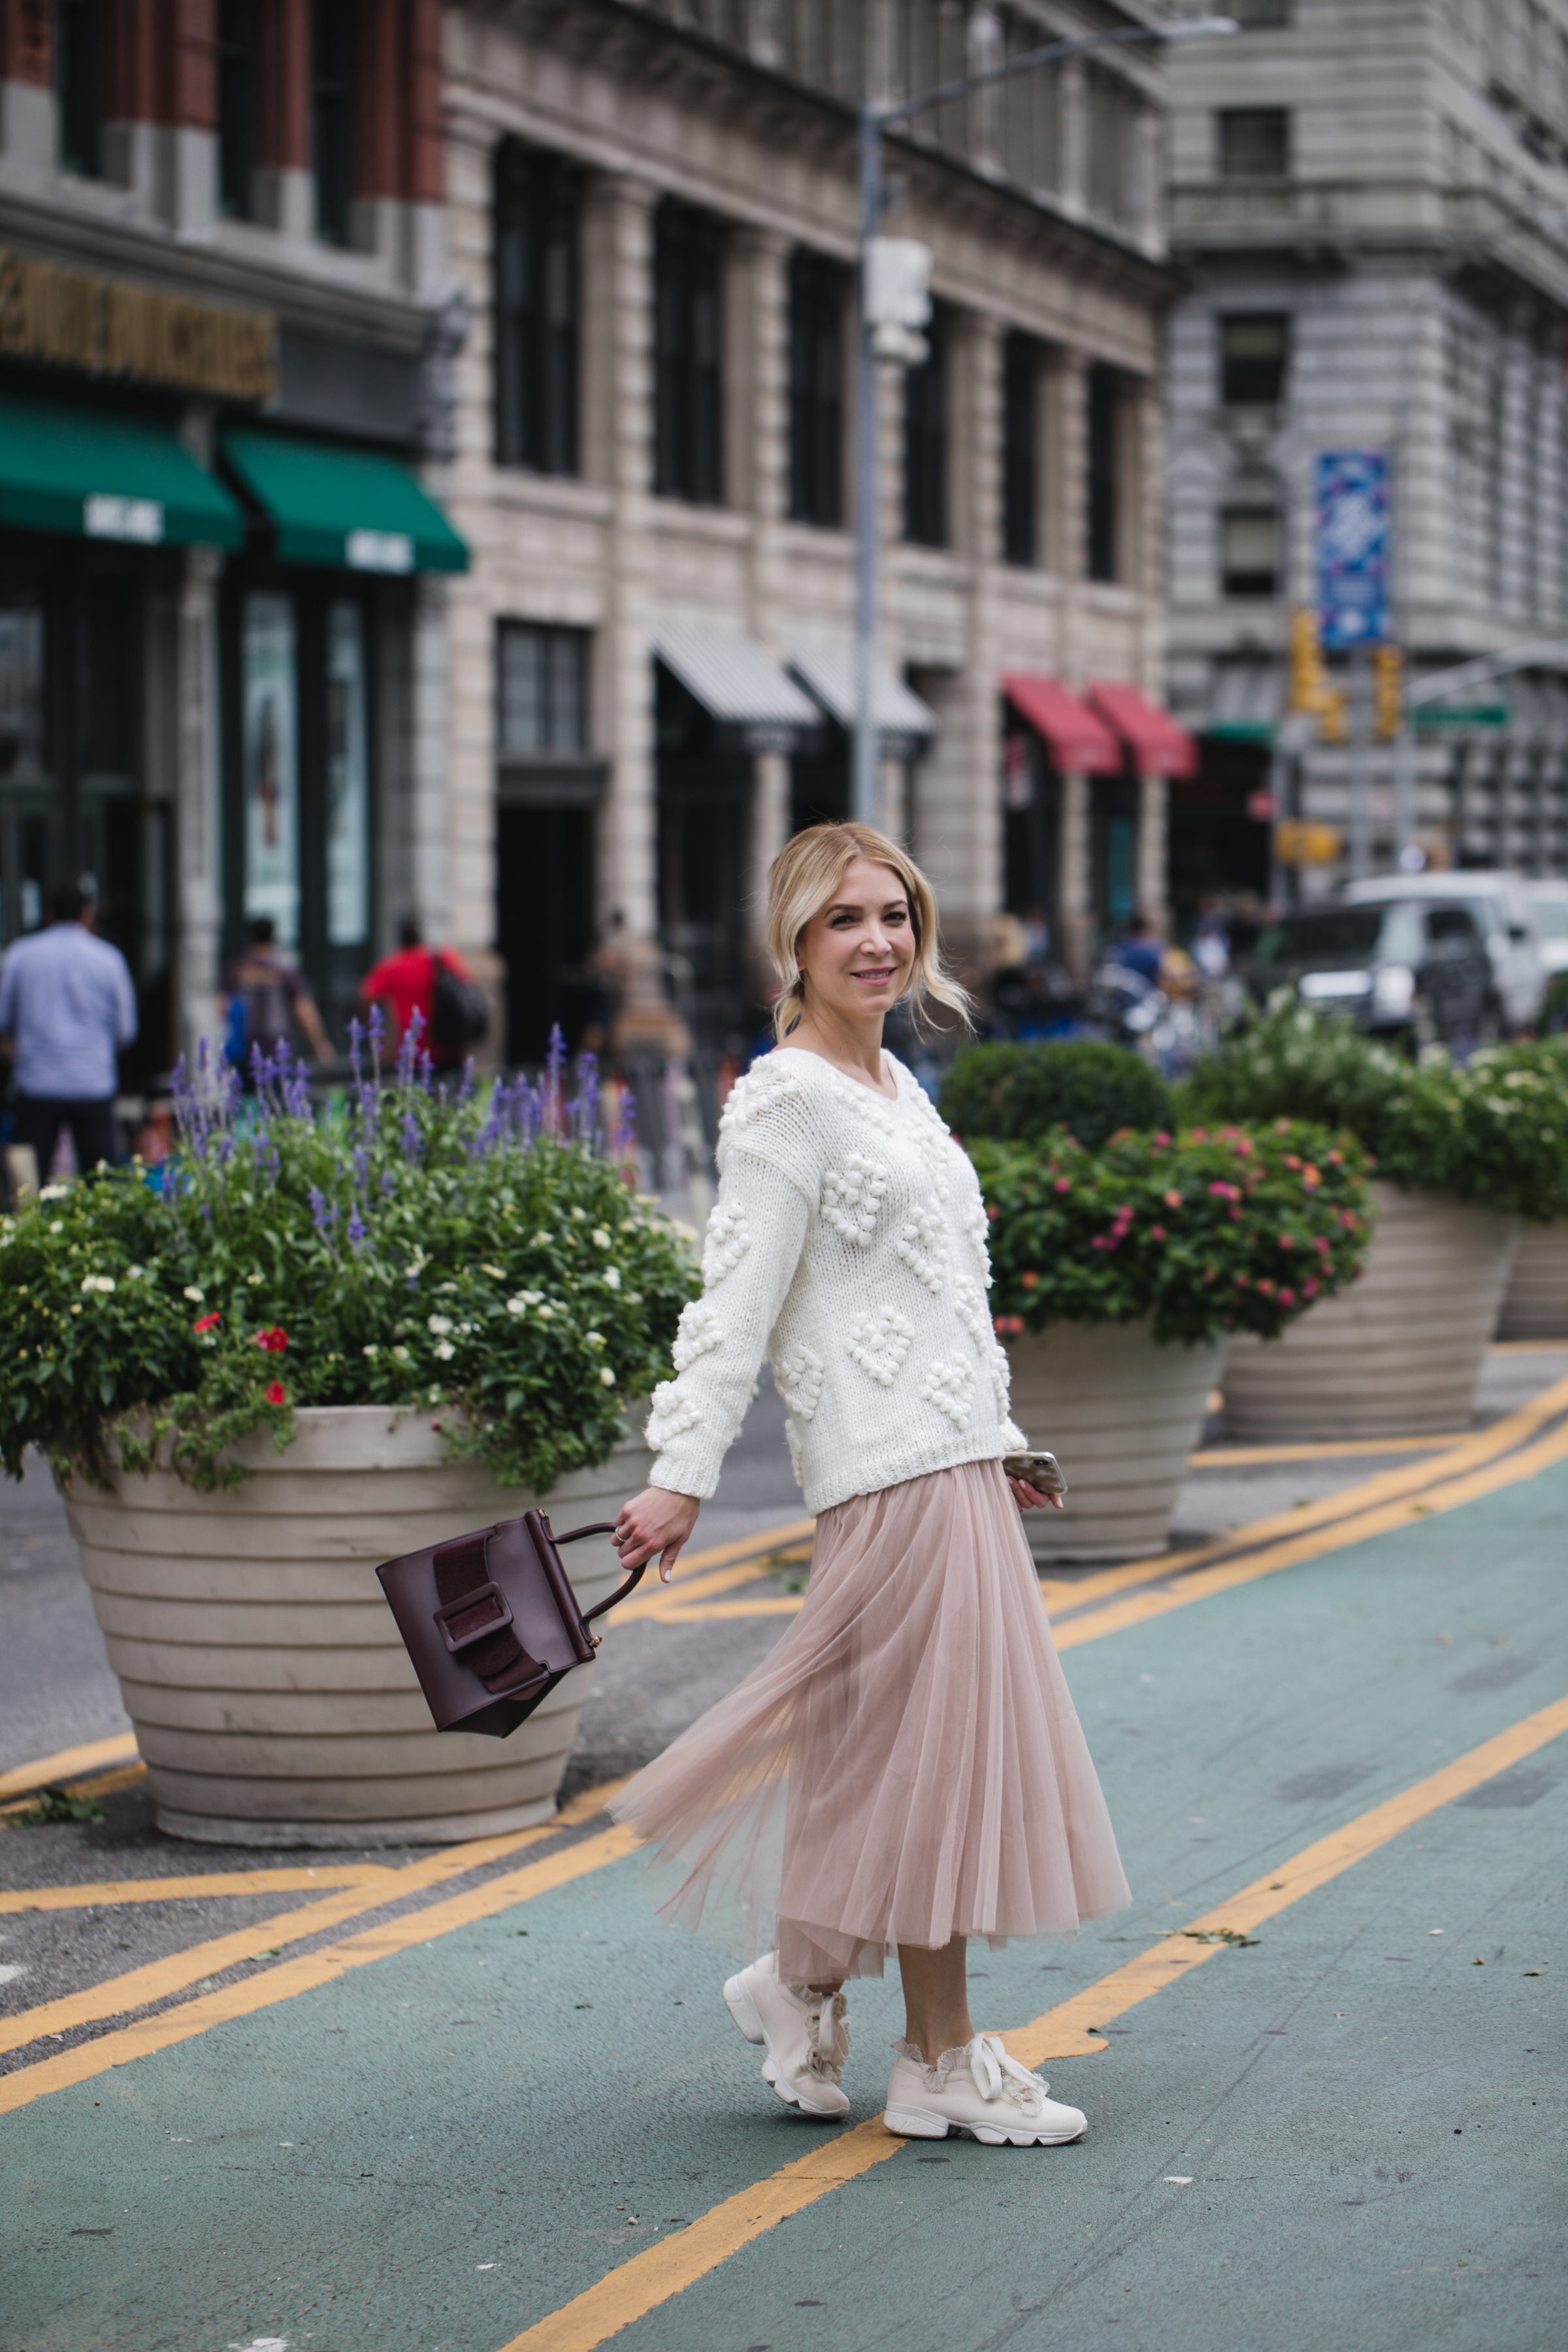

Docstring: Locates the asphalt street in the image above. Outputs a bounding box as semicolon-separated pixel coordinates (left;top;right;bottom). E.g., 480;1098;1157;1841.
1;1349;1565;2352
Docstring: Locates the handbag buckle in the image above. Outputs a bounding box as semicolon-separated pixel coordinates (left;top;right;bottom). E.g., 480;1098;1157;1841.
433;1580;514;1655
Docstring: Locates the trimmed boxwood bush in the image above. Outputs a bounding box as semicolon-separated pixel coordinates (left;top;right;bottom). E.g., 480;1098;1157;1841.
1179;1004;1568;1223
0;1028;697;1492
974;1120;1373;1348
941;1041;1174;1150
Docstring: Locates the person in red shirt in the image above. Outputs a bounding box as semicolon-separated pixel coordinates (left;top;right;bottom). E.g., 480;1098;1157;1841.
359;919;479;1070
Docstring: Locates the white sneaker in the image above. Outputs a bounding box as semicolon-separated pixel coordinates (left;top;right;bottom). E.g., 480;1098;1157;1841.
884;2033;1086;2146
723;1951;850;2120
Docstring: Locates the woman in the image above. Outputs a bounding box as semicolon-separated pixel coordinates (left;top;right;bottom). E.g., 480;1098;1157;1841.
609;824;1128;2146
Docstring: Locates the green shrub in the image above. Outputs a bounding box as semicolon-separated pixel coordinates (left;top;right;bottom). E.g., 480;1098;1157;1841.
0;1030;698;1492
940;1041;1173;1149
973;1120;1373;1348
1180;1005;1568;1223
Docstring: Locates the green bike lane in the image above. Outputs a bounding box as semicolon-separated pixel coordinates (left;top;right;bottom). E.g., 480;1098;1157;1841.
5;1462;1565;2352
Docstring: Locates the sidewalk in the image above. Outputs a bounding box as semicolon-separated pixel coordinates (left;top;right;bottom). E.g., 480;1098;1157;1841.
1;1363;1564;2349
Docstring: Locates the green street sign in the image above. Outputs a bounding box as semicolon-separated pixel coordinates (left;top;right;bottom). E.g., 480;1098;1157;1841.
1411;704;1510;728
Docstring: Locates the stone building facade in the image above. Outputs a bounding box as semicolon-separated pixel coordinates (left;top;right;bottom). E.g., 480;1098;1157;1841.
440;0;1188;1062
0;0;464;1081
1165;0;1568;915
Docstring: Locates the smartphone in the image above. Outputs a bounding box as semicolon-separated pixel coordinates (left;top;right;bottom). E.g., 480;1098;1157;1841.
1002;1449;1068;1499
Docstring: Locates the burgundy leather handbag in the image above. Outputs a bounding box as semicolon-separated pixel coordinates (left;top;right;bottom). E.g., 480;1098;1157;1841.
376;1509;646;1739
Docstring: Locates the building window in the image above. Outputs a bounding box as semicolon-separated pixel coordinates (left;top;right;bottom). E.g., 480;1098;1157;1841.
1220;507;1282;598
56;0;105;179
654;201;725;506
494;142;582;477
497;623;590;755
1002;331;1043;568
903;304;949;549
312;0;357;247
1086;363;1121;583
1220;314;1289;407
787;251;846;529
1231;0;1292;23
1218;108;1290;180
219;0;260;220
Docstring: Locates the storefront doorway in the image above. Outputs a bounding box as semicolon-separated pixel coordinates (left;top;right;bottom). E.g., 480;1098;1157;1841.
0;534;171;1083
220;572;380;1053
655;662;755;1051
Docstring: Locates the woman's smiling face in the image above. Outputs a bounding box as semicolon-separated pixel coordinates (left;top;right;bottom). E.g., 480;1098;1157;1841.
794;857;916;1026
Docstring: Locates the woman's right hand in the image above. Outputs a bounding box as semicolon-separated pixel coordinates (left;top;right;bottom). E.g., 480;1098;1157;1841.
613;1486;702;1582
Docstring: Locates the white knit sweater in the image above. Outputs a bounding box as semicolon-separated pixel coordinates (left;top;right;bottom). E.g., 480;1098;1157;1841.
645;1048;1027;1515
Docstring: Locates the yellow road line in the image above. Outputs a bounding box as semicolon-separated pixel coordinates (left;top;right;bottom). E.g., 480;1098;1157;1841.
0;1733;139;1805
0;1864;393;1916
1056;1414;1568;1654
495;1691;1568;2352
0;1782;622;2070
0;1764;149;1822
0;1818;640;2117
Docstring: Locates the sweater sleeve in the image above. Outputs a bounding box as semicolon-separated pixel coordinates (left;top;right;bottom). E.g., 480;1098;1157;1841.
644;1147;812;1500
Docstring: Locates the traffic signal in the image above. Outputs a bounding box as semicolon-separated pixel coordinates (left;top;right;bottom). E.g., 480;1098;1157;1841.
1286;610;1348;742
1373;643;1403;740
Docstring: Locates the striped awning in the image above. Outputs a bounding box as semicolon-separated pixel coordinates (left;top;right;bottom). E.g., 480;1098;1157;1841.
654;625;821;755
788;642;936;759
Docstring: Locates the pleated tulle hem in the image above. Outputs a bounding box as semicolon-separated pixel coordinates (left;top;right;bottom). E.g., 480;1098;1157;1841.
610;1458;1129;1980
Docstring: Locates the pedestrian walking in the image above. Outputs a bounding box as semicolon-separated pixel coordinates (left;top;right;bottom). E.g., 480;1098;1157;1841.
609;823;1128;2147
360;919;487;1070
0;882;137;1179
221;917;333;1075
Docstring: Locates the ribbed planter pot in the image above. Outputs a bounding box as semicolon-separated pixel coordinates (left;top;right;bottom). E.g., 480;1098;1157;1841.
1496;1220;1568;1340
1224;1184;1517;1439
1005;1318;1224;1565
61;1408;651;1848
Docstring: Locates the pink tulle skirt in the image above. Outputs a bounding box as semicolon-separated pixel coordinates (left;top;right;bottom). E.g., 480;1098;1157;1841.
608;1459;1130;1981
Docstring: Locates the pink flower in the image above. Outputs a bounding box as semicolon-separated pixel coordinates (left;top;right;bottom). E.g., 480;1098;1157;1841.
1164;1189;1183;1209
1303;1277;1320;1298
1256;1277;1275;1297
1152;1130;1173;1147
987;1204;1002;1221
1054;1176;1072;1194
1278;1233;1294;1250
253;1327;289;1354
1230;1207;1243;1223
1091;1235;1109;1250
1315;1235;1333;1258
264;1380;287;1407
1208;1180;1241;1201
1278;1286;1297;1307
1149;1224;1167;1243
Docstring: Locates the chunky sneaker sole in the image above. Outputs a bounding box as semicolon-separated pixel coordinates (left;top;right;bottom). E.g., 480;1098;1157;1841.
883;2101;1085;2148
724;1957;849;2120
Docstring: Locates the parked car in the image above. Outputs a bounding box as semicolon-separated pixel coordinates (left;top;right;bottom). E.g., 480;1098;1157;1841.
1523;879;1568;983
1339;870;1546;1030
1242;900;1495;1048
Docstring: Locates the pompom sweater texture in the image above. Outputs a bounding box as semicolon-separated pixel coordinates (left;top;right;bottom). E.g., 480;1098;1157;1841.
646;1048;1027;1514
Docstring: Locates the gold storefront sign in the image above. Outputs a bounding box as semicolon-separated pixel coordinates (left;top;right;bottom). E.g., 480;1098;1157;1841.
0;248;277;403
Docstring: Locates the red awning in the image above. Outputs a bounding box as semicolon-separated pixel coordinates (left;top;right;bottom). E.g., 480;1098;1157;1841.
1086;681;1198;779
1002;673;1121;776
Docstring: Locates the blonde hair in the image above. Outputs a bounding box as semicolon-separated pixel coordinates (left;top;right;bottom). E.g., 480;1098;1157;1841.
765;823;974;1045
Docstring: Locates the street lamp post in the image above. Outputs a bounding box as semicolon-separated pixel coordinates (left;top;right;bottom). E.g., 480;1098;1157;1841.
851;15;1239;830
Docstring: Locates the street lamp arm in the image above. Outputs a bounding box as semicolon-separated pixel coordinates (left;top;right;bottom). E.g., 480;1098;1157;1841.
1405;642;1568;709
877;17;1238;133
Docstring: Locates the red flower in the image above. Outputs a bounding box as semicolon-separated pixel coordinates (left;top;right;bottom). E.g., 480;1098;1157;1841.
264;1380;287;1407
193;1312;221;1335
253;1327;289;1354
1164;1189;1183;1209
987;1203;1002;1221
1021;1271;1039;1290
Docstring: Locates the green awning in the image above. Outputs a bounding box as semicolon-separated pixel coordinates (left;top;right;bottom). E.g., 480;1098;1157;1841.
0;393;244;548
221;431;469;574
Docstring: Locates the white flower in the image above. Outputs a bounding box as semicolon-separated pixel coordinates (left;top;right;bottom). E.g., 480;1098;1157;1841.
48;1221;63;1234
427;1315;453;1336
584;1330;605;1348
536;1301;554;1318
506;1296;529;1316
247;1272;263;1285
570;1206;586;1222
591;1228;612;1249
480;1263;506;1279
393;1345;410;1361
184;1286;205;1302
532;1230;551;1246
363;1344;379;1358
433;1340;455;1361
598;1367;617;1386
80;1275;116;1295
600;1267;622;1291
39;1184;69;1201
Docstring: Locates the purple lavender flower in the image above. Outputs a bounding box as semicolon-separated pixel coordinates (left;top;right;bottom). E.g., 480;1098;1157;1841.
348;1209;367;1249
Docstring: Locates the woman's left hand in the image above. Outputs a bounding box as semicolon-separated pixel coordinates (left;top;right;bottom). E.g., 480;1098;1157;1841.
1007;1476;1065;1512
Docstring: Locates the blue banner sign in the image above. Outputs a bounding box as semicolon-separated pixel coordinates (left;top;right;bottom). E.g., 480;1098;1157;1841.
1315;451;1390;650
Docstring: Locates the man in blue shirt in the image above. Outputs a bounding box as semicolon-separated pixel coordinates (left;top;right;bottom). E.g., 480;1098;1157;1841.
0;883;138;1177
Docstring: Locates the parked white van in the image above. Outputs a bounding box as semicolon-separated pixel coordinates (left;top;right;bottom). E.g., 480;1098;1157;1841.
1339;870;1546;1032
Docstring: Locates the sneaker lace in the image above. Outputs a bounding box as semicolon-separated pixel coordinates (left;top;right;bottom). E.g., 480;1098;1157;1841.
969;2033;1046;2112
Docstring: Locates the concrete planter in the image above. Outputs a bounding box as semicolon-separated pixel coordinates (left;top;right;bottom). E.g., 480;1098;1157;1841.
1496;1220;1568;1341
1005;1318;1224;1565
1224;1183;1517;1439
61;1408;652;1848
